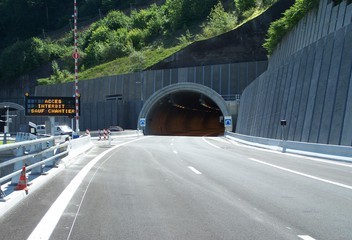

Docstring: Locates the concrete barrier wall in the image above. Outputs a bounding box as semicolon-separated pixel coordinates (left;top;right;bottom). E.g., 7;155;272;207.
236;0;352;146
24;61;267;131
226;132;352;162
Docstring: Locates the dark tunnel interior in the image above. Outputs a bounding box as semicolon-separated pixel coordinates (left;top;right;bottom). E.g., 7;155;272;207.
145;91;225;136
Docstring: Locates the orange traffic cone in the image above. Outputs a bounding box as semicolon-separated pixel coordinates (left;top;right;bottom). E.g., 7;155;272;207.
15;166;28;192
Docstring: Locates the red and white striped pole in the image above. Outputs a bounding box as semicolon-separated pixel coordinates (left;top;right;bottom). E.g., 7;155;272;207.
73;0;80;132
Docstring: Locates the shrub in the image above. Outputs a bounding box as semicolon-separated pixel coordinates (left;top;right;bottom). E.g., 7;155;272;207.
234;0;256;13
129;51;146;72
0;38;65;82
263;0;319;54
164;0;217;31
200;2;238;39
128;28;149;50
102;10;131;30
131;4;166;37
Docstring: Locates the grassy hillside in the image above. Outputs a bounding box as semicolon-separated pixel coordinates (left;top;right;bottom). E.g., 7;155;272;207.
40;2;276;83
0;0;279;85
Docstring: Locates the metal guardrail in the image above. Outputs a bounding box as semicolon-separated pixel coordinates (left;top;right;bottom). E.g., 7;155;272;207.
0;136;70;199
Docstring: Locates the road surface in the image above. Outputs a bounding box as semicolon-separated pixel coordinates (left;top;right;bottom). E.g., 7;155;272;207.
0;135;351;240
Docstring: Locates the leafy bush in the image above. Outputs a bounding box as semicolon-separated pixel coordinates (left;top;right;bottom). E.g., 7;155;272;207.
131;4;166;37
263;0;319;54
37;61;72;85
102;11;131;30
164;0;218;31
129;51;146;72
128;28;149;50
177;30;194;46
234;0;256;13
199;2;238;39
0;37;65;82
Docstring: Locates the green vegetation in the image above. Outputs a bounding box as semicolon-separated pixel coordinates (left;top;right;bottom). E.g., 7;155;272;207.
1;0;281;85
263;0;320;54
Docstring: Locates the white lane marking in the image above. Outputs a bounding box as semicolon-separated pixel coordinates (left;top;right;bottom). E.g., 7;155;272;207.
66;150;115;240
298;235;316;240
170;143;174;146
27;137;145;240
188;166;202;175
290;154;352;168
173;150;178;154
202;137;221;149
248;158;352;190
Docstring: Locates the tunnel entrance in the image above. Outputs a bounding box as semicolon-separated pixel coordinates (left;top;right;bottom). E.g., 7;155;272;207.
138;83;230;136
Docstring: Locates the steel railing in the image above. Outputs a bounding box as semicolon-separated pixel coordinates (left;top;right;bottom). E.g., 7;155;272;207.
0;136;70;199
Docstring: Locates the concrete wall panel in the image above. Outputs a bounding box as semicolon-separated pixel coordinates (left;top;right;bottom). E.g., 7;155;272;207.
267;68;280;138
344;4;352;27
340;68;352;146
275;67;286;138
330;24;352;144
212;65;221;94
318;0;328;39
323;3;333;37
336;1;347;29
309;35;334;143
291;48;308;141
295;45;315;141
301;40;323;142
328;5;338;34
286;53;301;140
318;29;345;144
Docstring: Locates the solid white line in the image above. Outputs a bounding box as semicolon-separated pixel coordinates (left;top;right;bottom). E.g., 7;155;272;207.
202;137;221;149
188;166;202;175
27;137;144;240
66;151;116;240
248;158;352;190
298;235;316;240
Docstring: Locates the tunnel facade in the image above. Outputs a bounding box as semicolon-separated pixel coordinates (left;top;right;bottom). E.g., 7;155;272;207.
138;83;230;136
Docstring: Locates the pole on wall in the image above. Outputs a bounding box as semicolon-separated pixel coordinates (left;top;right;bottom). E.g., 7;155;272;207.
73;0;80;133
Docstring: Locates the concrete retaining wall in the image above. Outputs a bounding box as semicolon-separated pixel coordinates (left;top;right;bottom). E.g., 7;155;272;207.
236;0;352;146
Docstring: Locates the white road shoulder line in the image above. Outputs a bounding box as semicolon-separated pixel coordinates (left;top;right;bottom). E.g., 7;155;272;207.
298;235;316;240
27;137;145;240
248;158;352;190
188;166;202;175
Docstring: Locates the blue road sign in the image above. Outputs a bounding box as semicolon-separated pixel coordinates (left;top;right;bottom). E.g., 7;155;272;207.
224;116;232;126
140;118;146;127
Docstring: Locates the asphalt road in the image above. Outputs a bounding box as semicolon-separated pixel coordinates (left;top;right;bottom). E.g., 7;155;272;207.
0;135;351;240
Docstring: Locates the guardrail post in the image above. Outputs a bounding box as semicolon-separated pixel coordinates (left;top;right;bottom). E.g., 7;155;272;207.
44;140;56;167
11;146;26;185
30;142;45;175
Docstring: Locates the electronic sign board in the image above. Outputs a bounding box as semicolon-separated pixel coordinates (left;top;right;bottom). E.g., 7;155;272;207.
25;96;80;116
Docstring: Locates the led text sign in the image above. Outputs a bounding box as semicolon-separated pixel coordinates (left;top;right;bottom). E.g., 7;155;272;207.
25;96;80;116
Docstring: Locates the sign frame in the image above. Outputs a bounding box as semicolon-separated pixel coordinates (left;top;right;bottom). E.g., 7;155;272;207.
24;96;80;117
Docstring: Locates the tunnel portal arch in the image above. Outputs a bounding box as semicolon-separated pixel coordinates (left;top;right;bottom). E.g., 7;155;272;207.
138;83;230;136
